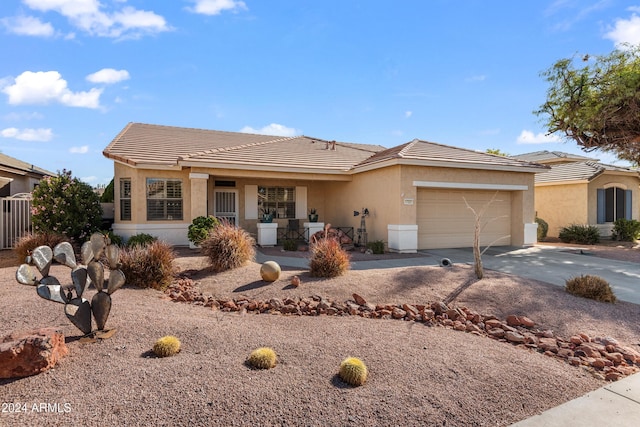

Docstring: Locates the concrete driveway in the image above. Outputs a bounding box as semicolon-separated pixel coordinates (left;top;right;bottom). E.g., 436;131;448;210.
425;245;640;305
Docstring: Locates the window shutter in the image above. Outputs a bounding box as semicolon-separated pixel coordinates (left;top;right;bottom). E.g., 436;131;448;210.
596;189;605;224
296;186;307;219
245;185;258;219
625;190;633;220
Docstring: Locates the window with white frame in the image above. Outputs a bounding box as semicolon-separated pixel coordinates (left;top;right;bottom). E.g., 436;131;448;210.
120;178;131;221
258;186;295;219
146;178;183;220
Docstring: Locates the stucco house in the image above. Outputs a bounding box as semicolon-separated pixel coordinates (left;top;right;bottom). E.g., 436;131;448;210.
0;152;54;196
102;123;547;251
513;150;640;238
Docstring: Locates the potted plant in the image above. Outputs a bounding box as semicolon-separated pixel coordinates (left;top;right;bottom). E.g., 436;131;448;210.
188;215;220;247
308;208;319;222
260;208;276;223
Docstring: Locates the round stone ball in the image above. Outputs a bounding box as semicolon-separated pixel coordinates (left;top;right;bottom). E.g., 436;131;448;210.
260;261;281;282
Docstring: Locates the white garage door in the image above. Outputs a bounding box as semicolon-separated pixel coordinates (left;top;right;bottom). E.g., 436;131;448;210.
417;189;511;249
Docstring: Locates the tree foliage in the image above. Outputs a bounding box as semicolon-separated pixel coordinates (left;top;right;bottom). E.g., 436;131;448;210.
536;45;640;164
31;169;103;244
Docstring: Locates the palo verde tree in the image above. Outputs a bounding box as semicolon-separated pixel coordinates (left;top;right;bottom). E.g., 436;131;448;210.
536;44;640;164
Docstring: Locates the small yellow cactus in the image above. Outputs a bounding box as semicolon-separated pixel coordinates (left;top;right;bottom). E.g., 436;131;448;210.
339;357;368;386
247;347;277;369
153;335;181;357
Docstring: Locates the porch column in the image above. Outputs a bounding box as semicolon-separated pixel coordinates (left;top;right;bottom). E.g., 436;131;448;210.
189;173;209;220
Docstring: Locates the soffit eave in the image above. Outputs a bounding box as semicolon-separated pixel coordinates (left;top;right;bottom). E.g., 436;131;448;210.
352;158;546;174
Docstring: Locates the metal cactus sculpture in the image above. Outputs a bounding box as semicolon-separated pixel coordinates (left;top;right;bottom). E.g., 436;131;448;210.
15;232;126;338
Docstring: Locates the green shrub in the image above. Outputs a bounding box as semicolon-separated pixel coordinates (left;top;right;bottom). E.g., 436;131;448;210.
200;220;256;272
152;336;181;357
246;347;277;369
309;238;350;278
565;275;617;303
611;218;640;242
187;215;220;245
126;233;157;248
282;239;298;251
558;224;600;244
119;240;175;290
14;232;69;264
535;217;548;241
100;179;114;203
339;357;368;386
31;169;103;245
366;240;385;254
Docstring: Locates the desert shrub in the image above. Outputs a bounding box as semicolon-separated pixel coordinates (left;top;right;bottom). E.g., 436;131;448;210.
558;224;600;244
611;218;640;242
126;233;157;248
246;347;277;369
565;275;617;303
309;238;350;278
31;169;103;245
14;232;69;264
187;215;220;245
152;335;181;357
200;220;255;272
282;239;298;251
366;240;385;254
339;357;368;386
535;217;548;241
119;240;175;290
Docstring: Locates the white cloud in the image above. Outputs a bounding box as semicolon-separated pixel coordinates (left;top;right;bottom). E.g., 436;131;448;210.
86;68;130;84
19;0;170;39
69;145;89;154
2;111;44;121
2;71;102;109
188;0;248;15
1;127;52;141
516;130;563;144
240;123;300;137
404;111;412;118
604;13;640;47
1;15;54;37
81;175;97;183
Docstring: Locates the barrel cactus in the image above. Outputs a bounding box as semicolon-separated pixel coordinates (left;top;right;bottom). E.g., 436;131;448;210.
153;335;181;357
247;347;277;369
339;357;368;386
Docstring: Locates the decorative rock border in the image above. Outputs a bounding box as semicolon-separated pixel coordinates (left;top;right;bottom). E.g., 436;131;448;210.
165;278;640;381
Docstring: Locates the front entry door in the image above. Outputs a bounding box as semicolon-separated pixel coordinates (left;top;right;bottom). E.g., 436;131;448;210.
214;189;238;225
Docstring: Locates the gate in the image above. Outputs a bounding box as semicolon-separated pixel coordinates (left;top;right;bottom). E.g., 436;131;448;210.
0;193;32;249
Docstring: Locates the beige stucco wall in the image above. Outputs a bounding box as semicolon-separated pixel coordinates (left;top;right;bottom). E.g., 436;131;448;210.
111;161;537;248
536;172;640;238
588;173;640;223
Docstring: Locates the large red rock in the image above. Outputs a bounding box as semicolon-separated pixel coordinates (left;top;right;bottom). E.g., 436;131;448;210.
0;328;68;379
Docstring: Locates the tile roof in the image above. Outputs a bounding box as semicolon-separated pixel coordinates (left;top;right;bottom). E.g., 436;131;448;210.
356;139;548;171
536;161;640;184
103;123;385;172
512;150;596;164
0;152;54;177
103;124;548;174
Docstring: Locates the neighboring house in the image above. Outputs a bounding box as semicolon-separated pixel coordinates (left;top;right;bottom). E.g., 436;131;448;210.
0;152;55;196
102;123;547;251
513;150;640;238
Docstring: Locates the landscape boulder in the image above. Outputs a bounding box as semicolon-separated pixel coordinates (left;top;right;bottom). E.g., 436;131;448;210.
0;328;69;379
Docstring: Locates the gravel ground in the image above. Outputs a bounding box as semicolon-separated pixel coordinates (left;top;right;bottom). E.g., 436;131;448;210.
1;244;639;427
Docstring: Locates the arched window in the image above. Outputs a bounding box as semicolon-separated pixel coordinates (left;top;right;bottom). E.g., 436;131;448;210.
597;186;632;223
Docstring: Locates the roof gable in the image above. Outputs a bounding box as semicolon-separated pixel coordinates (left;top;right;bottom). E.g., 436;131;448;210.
513;150;596;164
356;139;548;172
536;161;640;184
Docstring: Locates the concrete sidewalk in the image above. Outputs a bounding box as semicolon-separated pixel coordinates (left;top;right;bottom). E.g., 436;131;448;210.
511;371;640;426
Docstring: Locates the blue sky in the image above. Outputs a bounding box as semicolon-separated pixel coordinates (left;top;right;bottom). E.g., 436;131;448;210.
1;1;640;185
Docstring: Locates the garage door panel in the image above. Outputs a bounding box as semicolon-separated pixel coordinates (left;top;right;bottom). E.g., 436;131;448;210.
417;189;511;249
